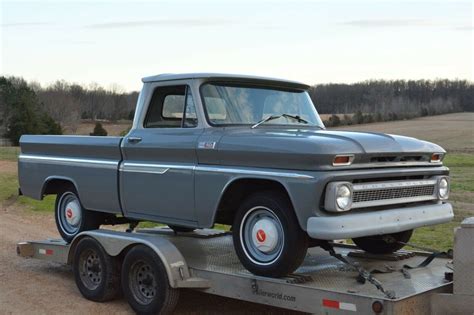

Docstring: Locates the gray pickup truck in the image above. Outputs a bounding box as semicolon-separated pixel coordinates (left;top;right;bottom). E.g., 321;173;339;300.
19;73;453;277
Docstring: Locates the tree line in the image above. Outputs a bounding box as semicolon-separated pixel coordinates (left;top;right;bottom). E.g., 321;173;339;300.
309;79;473;126
1;76;472;144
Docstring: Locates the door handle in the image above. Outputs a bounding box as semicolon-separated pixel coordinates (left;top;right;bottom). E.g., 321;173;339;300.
127;136;142;144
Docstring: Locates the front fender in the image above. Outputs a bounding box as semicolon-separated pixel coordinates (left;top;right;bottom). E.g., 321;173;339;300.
194;165;318;230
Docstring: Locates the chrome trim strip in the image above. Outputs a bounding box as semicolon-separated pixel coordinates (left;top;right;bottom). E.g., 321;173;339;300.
352;179;437;191
19;154;118;169
120;162;195;174
196;165;314;179
348;161;443;169
121;163;313;179
352;195;437;209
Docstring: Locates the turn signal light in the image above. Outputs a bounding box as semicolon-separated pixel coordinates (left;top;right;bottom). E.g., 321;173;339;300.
431;153;443;163
333;155;354;166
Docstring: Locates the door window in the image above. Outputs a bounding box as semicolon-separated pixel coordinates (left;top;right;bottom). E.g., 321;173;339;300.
144;85;198;128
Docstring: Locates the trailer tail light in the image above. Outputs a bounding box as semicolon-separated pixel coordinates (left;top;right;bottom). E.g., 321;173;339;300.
39;248;54;255
333;155;354;166
322;299;357;311
372;300;384;313
431;153;444;163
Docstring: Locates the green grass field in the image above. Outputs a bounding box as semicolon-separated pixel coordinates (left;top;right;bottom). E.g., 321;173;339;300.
1;120;473;251
0;146;20;161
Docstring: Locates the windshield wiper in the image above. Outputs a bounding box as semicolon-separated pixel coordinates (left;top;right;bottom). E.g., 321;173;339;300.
251;114;309;129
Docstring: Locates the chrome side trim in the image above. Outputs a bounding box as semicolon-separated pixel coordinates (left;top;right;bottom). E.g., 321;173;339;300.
347;161;443;169
196;165;314;179
121;162;169;174
19;154;118;169
120;162;195;174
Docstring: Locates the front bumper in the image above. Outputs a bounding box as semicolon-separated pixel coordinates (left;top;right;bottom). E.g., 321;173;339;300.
307;202;453;240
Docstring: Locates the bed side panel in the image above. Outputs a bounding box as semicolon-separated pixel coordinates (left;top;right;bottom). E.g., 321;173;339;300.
19;135;123;214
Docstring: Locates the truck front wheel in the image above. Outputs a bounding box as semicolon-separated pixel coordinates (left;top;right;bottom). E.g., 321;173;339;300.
232;192;308;278
352;230;413;254
55;188;102;242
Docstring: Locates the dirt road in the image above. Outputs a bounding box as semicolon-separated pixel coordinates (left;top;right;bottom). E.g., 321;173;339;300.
0;172;300;314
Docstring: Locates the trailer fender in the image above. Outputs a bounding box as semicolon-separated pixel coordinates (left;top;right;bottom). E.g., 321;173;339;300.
69;230;209;289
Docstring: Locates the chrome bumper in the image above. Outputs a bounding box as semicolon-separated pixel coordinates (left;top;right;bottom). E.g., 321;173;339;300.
307;202;453;240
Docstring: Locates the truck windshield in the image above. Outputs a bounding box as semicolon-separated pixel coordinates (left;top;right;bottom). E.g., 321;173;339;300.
201;83;325;128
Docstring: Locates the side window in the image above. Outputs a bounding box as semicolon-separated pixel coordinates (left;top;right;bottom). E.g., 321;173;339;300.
144;85;198;128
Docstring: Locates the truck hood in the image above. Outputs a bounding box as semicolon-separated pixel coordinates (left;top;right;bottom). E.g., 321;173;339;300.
213;127;445;170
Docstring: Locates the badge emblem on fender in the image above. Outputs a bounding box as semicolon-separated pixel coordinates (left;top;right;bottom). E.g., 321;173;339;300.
198;141;216;149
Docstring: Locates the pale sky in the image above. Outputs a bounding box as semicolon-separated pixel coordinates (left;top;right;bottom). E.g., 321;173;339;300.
1;0;473;91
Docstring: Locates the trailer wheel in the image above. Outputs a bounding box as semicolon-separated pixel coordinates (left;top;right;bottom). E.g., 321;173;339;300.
352;230;414;254
55;188;102;243
232;191;308;278
73;237;120;302
121;245;179;315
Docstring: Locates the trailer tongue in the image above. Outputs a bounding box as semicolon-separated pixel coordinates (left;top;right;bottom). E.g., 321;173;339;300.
17;220;474;314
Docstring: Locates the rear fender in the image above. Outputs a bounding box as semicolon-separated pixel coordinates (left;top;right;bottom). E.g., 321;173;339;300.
69;230;209;289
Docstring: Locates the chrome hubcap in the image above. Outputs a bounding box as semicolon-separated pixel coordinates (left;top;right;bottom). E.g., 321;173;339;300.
240;207;284;265
58;192;82;235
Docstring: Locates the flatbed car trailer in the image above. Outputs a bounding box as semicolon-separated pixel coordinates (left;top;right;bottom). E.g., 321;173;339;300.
17;218;474;315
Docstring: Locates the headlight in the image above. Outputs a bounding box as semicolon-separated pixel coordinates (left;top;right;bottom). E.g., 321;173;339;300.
336;184;353;210
438;177;449;199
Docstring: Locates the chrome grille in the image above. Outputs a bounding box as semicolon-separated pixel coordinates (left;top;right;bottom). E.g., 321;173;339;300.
353;185;435;203
351;179;438;209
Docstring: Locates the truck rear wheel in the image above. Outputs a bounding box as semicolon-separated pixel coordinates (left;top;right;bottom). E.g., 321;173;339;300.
232;191;308;278
55;188;102;242
352;230;413;254
73;237;120;302
121;245;179;315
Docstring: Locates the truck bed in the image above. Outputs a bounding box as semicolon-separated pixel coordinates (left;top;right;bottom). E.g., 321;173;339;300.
19;135;123;213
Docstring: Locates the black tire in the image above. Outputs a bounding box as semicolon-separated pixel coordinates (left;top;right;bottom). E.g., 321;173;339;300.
121;245;180;315
168;225;195;233
73;237;120;302
232;191;308;278
352;230;413;254
55;187;103;243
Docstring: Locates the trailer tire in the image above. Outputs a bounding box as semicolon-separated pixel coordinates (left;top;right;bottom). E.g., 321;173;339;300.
55;188;102;243
232;191;308;278
352;229;414;254
73;237;121;302
121;245;179;315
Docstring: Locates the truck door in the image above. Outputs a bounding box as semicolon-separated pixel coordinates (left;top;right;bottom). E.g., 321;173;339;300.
120;83;201;225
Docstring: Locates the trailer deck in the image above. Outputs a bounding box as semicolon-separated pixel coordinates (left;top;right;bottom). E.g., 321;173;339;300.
17;227;454;314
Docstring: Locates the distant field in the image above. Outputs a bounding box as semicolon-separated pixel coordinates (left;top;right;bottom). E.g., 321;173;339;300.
1;112;472;250
333;112;474;153
66;120;132;136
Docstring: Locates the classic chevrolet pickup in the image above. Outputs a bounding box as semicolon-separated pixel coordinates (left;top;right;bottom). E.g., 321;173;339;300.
19;73;453;277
